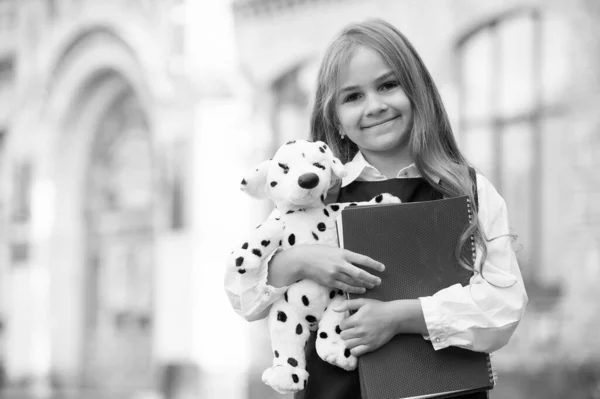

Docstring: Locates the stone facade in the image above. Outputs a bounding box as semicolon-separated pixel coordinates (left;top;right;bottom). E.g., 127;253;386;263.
0;1;255;398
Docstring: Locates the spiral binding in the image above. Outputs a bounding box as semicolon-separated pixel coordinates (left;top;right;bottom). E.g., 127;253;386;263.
467;198;497;387
487;353;499;386
466;198;476;265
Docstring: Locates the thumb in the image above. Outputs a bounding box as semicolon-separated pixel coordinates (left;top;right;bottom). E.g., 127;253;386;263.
334;299;365;313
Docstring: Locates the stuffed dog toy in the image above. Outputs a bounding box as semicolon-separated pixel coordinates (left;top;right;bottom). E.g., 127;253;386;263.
227;140;400;393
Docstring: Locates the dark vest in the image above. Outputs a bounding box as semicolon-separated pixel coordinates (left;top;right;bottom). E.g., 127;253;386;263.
295;176;487;399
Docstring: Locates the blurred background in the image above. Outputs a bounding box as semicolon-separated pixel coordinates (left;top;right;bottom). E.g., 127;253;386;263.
0;0;599;398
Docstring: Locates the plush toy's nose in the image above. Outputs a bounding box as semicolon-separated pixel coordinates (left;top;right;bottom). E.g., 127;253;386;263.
298;173;320;189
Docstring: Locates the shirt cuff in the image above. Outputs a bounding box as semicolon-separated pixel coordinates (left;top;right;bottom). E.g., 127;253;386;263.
419;296;450;350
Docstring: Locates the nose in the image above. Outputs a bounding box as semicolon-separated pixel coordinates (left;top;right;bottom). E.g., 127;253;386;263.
365;94;388;116
298;173;320;189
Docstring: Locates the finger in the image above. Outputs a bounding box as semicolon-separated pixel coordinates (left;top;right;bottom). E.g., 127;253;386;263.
333;281;366;295
334;299;366;313
351;344;371;357
338;315;357;330
344;250;385;272
337;270;375;289
339;327;362;341
342;262;381;287
343;338;363;350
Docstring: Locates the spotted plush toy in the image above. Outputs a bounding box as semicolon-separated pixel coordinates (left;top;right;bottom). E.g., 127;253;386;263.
227;140;400;394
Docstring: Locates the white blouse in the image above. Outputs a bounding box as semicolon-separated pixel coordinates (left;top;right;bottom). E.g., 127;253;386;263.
224;152;528;353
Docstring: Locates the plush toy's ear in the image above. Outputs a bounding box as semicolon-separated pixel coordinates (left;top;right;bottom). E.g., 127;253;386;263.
240;160;270;198
316;141;347;179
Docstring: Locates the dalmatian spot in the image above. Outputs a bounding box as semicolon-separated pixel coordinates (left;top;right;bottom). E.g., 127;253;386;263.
242;242;249;249
302;296;310;306
330;205;340;212
286;210;295;214
375;194;383;203
344;348;351;358
317;222;326;232
270;181;278;187
312;232;319;240
329;290;336;299
284;292;288;302
286;140;296;145
296;324;303;335
279;240;282;246
241;178;247;185
319;146;325;153
349;203;358;207
235;257;244;267
336;325;342;334
252;249;262;257
319;332;328;339
238;269;246;274
306;315;317;323
274;350;279;358
320;194;326;202
261;240;270;247
278;163;289;174
288;234;296;246
313;162;325;170
288;357;298;367
292;374;299;384
277;311;288;322
323;209;330;217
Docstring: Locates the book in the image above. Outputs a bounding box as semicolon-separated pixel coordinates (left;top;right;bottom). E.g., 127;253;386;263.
336;196;495;399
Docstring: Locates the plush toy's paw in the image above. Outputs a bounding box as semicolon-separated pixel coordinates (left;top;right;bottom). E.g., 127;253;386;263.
228;248;262;274
371;193;401;204
262;365;309;394
315;332;357;371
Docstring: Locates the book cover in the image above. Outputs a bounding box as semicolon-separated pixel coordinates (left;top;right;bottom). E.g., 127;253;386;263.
337;196;495;399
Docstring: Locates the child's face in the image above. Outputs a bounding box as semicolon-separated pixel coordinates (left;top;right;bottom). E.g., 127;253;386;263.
335;45;413;157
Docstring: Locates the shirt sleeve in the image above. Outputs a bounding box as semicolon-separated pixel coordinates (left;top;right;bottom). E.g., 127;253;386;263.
223;209;290;322
419;174;529;352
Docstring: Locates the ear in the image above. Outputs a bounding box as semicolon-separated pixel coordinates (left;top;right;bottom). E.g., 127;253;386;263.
240;160;270;198
316;141;347;179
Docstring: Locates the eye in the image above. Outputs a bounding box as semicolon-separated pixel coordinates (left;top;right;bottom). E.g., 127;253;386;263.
380;80;400;91
278;163;289;174
342;92;362;103
313;162;325;170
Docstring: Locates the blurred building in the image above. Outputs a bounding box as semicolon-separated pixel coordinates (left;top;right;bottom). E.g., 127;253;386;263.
231;0;600;398
0;0;264;398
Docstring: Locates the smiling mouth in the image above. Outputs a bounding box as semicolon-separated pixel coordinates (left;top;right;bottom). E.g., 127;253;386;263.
362;115;400;129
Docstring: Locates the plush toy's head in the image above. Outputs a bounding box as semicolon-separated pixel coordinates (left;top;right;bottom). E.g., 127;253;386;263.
241;140;346;210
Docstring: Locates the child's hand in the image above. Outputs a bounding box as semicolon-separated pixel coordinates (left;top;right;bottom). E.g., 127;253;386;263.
334;299;400;357
297;245;385;294
271;244;384;294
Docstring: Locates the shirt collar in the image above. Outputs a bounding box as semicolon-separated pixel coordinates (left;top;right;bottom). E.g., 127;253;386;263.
341;151;440;187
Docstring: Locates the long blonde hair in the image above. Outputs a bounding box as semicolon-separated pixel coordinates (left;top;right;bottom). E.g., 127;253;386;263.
310;19;488;272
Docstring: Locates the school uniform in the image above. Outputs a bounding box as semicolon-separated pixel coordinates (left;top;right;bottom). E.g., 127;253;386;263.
224;152;528;399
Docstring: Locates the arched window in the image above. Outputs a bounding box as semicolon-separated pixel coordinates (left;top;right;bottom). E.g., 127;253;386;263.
271;58;318;149
456;7;568;289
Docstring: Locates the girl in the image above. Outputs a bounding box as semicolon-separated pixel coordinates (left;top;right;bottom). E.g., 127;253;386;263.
225;18;528;399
